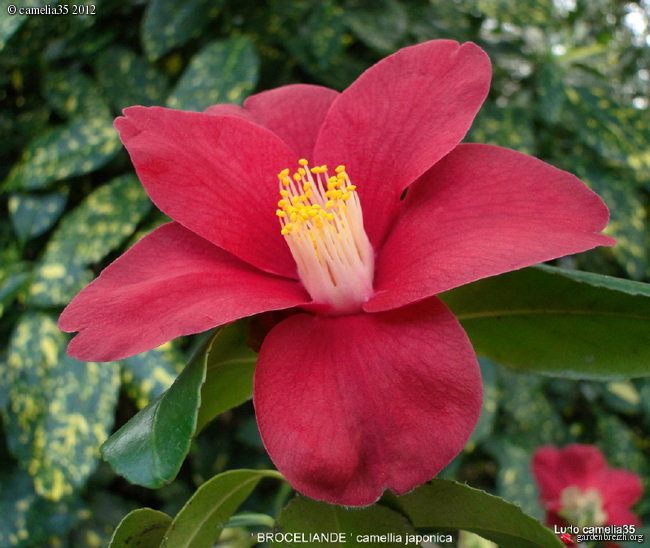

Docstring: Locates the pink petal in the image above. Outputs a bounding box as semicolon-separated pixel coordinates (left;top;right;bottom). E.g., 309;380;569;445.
603;504;641;527
114;106;299;277
366;144;615;312
532;446;567;503
599;469;643;507
314;40;491;247
253;297;482;506
554;444;608;489
59;223;310;361
243;84;339;159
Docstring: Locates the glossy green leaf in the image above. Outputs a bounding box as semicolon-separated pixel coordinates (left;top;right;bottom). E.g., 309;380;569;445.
95;46;170;110
101;331;214;488
3;312;120;501
27;174;151;306
273;496;417;548
141;0;225;61
121;342;184;410
108;508;171;548
196;320;257;432
345;0;408;53
161;469;283;548
8;188;68;242
3;118;122;191
440;265;650;379
388;479;562;548
167;36;259;111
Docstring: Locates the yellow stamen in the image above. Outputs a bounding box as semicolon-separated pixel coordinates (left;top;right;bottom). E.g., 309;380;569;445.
276;159;374;314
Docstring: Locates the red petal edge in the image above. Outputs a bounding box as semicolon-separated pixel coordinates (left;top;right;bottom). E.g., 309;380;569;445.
254;297;482;506
367;144;616;313
114;107;299;278
314;40;491;248
59;223;310;361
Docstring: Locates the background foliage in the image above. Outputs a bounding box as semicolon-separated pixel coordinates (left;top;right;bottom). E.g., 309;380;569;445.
1;0;649;546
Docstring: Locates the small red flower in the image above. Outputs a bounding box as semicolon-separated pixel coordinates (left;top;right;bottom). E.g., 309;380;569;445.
532;444;642;547
560;532;575;545
60;41;614;506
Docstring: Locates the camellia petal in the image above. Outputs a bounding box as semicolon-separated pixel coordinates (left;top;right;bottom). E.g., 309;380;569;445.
366;144;616;313
242;84;339;159
314;40;491;247
253;298;482;506
114;107;299;277
59;223;310;361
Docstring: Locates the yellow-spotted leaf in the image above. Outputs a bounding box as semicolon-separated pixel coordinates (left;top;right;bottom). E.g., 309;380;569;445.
3;312;120;501
3;118;122;191
0;464;82;548
95;46;170;109
43;70;112;121
167;36;259;111
121;342;185;410
565;85;650;170
27;174;151;307
142;0;225;61
8;188;69;242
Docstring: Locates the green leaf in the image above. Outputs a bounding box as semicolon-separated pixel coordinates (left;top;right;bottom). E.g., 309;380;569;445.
278;1;347;74
565;85;650;170
141;0;225;61
388;479;562;548
108;508;171;548
3;118;122;191
574;163;647;279
345;0;408;53
0;464;82;548
167;36;260;111
196;320;257;432
8;188;69;242
101;331;214;488
467;103;535;154
161;469;283;548
0;261;30;321
469;0;555;26
43;70;112;120
467;358;498;446
483;437;544;521
3;312;120;501
27;174;151;306
273;496;417;548
440;265;650;379
95;46;170;110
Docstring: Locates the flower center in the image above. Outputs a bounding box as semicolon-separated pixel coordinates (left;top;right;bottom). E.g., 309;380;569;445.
559;486;608;528
276;159;374;314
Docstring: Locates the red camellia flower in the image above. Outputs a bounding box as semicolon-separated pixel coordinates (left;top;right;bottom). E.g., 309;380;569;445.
59;40;614;506
532;444;642;546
